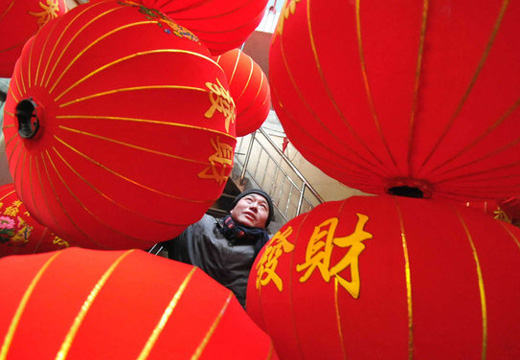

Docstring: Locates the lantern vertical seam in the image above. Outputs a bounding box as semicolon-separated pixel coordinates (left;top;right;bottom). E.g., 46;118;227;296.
44;149;150;243
277;35;390;178
236;57;255;104
190;292;233;360
40;151;108;249
354;0;399;171
28;152;44;222
0;1;15;22
334;199;349;360
18;52;27;95
498;221;520;251
56;249;135;360
392;197;414;360
228;50;242;86
27;36;35;88
137;267;197;360
420;0;510;169
48;19;157;95
407;0;429;178
35;13;60;87
454;209;487;360
0;251;62;360
44;3;123;89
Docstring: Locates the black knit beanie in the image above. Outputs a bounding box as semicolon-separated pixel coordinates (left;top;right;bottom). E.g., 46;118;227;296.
229;189;274;228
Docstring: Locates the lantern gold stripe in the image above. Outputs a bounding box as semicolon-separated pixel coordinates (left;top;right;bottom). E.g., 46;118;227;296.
45;5;124;89
393;198;414;360
407;0;429;176
58;125;207;165
51;147;186;227
27;36;35;88
54;49;223;102
44;150;150;243
56;115;236;141
0;251;62;359
40;0;111;87
0;42;25;55
18;151;28;206
7;138;21;174
0;188;15;201
240;68;264;115
354;0;398;170
191;292;233;360
54;136;214;204
265;341;274;360
58;85;208;108
278;35;386;176
56;250;135;360
34;157;74;241
235;57;254;103
35;15;58;87
428;96;520;176
454;209;487;360
228;51;241;85
137;267;197;360
421;0;510;168
40;152;108;249
28;155;43;222
18;54;27;95
0;1;14;22
498;221;520;251
14;73;22;101
334;279;347;360
49;20;157;94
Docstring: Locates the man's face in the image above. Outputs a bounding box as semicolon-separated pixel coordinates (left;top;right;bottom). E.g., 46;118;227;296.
230;193;270;229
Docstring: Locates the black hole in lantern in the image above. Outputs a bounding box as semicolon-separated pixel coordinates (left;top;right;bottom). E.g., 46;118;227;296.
388;186;424;199
16;98;40;139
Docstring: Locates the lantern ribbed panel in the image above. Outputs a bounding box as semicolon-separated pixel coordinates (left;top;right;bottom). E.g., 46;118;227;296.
269;0;520;201
2;0;237;249
247;195;520;359
0;248;277;359
216;49;271;137
0;0;68;77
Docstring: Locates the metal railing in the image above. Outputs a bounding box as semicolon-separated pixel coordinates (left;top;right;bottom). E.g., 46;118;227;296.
233;127;324;226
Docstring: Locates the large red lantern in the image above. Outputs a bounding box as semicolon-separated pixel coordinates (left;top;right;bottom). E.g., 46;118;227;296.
2;0;237;249
0;248;277;359
0;0;67;77
269;0;520;201
140;0;269;55
216;49;271;137
0;183;70;257
247;195;520;359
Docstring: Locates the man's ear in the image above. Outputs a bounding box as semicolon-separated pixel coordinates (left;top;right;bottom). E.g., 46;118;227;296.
230;209;234;216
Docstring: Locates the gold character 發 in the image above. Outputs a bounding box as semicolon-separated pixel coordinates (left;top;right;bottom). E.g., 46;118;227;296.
204;79;236;133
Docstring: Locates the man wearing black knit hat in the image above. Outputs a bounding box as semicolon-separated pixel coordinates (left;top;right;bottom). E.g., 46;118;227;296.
162;189;274;308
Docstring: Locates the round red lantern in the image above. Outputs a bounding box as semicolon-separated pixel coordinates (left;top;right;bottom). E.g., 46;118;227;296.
269;0;520;201
216;49;271;137
0;183;70;257
0;247;277;359
247;195;520;359
2;0;237;249
0;0;67;77
139;0;269;55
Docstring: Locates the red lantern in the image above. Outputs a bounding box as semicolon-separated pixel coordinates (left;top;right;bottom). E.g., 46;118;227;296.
0;0;67;77
247;195;520;359
2;0;237;249
0;248;277;359
0;183;70;257
216;49;271;137
269;0;520;201
140;0;269;55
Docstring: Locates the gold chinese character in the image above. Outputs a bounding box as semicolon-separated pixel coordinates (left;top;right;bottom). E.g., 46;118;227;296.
276;0;302;36
204;79;236;133
29;0;60;27
11;217;32;244
197;136;234;185
296;213;372;299
53;236;70;248
3;204;20;217
256;227;295;291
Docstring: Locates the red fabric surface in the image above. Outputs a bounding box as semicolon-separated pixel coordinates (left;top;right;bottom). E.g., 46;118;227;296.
0;248;277;359
0;0;67;77
139;0;269;55
2;0;236;249
216;49;271;137
247;195;520;359
0;183;70;257
269;0;520;201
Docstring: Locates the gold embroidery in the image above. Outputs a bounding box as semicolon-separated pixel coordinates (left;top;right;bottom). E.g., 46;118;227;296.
29;0;60;27
296;214;372;299
10;217;33;244
204;79;236;133
197;136;234;185
52;235;70;248
277;0;302;36
3;200;21;217
256;227;295;291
